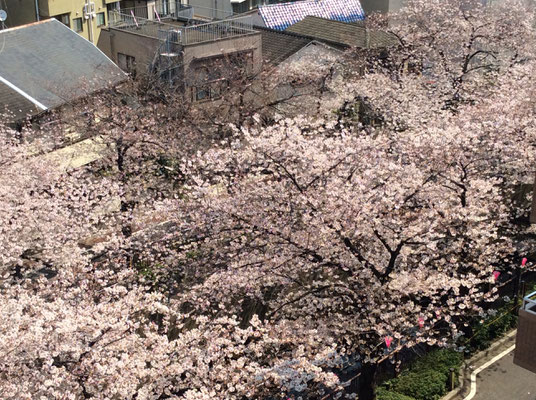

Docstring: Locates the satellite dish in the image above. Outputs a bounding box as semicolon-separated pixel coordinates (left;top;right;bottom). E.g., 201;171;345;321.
0;10;7;22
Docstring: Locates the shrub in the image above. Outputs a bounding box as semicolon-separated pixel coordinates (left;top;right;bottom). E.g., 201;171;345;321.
389;369;447;400
376;387;416;400
412;349;463;377
379;349;462;400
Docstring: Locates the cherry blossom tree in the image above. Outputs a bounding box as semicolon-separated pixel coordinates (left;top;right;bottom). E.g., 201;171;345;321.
2;1;536;399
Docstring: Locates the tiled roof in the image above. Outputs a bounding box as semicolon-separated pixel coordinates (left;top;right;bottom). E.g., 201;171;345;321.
286;16;399;48
257;27;312;65
0;19;126;122
258;0;365;31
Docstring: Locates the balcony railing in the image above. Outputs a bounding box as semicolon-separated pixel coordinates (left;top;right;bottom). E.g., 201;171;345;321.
522;290;536;314
108;11;256;46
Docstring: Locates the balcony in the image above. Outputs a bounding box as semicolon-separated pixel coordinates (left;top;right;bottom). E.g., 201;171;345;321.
514;290;536;373
108;11;256;46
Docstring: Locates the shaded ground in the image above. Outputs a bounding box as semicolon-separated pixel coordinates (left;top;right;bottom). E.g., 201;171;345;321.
472;351;536;400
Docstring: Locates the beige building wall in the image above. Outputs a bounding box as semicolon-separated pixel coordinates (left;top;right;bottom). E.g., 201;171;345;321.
2;0;120;43
98;28;161;76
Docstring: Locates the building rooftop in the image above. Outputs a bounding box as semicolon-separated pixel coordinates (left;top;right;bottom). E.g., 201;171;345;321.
0;19;125;122
257;27;312;65
258;0;365;31
285;16;399;48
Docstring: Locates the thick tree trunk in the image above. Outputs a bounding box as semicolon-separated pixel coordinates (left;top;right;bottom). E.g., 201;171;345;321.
358;362;378;400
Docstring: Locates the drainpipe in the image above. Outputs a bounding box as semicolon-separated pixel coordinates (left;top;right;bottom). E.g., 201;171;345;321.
86;0;94;43
35;0;40;21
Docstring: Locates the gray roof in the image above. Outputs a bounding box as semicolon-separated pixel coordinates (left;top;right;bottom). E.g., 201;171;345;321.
258;27;312;65
0;19;126;122
286;16;399;48
279;40;343;66
0;81;41;122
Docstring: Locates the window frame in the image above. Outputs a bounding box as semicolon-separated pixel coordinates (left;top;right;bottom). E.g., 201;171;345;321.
117;53;136;76
73;17;83;32
55;13;70;28
97;12;106;27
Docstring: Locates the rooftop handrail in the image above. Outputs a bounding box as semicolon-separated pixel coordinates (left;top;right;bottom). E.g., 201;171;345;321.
108;11;256;45
522;290;536;315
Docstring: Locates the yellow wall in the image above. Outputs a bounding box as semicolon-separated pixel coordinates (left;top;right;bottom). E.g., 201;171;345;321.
3;0;120;43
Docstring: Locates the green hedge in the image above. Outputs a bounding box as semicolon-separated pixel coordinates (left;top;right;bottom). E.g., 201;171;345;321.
378;349;462;400
389;369;447;400
376;387;415;400
412;349;463;378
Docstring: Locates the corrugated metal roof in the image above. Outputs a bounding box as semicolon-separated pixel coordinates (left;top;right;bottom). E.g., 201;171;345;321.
286;16;398;48
0;19;126;122
259;0;365;31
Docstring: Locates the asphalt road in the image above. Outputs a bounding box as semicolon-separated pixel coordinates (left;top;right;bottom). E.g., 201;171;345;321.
472;351;536;400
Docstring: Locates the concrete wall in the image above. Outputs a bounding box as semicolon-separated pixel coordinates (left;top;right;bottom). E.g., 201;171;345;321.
98;27;162;75
189;0;233;19
182;32;262;73
360;0;405;16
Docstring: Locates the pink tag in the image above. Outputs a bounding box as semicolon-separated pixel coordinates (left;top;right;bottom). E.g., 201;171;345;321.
385;336;393;348
522;257;528;267
418;317;424;328
493;271;500;281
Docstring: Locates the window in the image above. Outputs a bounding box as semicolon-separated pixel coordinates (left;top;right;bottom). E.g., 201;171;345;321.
194;79;229;102
97;12;105;26
117;53;136;76
195;87;210;102
55;13;70;28
73;17;83;32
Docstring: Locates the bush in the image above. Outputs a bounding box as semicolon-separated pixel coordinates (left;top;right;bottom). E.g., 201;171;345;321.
389;369;447;400
379;349;462;400
376;387;416;400
412;349;463;377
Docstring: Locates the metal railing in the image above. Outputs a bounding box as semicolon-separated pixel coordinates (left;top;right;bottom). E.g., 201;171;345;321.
178;16;255;45
522;290;536;315
108;11;256;45
118;6;151;20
